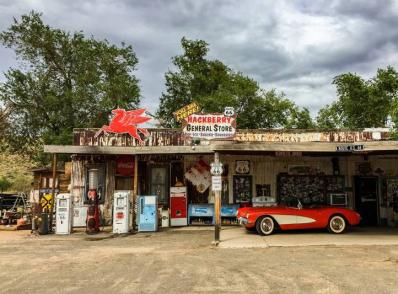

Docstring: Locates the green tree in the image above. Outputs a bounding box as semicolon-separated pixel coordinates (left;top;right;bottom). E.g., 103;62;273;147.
0;177;12;193
317;66;398;129
157;37;313;129
288;107;316;129
316;102;343;129
0;151;35;193
0;11;140;159
0;107;9;149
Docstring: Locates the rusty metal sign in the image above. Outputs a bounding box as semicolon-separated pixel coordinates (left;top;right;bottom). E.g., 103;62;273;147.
173;102;201;122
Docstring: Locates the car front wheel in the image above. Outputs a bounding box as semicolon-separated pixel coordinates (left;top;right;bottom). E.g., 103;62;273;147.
256;216;275;236
328;215;346;234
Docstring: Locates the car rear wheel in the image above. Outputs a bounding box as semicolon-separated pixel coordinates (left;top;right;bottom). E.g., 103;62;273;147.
256;216;275;236
328;215;346;234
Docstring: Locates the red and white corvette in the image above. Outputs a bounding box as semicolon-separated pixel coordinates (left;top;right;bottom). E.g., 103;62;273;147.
237;198;361;235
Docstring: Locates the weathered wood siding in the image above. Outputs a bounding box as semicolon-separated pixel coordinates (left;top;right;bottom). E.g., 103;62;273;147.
104;160;115;223
74;128;390;147
74;129;190;147
71;158;115;224
71;159;85;205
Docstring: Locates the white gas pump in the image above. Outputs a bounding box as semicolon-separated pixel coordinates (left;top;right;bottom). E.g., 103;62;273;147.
56;193;72;234
113;191;131;234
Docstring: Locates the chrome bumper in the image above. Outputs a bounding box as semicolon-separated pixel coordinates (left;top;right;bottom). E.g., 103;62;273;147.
238;217;248;225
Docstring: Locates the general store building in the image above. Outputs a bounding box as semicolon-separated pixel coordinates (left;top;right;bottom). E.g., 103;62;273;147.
44;128;398;228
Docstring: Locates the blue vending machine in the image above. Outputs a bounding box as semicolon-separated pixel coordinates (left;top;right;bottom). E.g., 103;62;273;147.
137;195;158;232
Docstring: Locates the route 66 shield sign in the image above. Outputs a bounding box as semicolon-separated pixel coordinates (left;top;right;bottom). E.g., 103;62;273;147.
224;107;235;117
210;162;223;176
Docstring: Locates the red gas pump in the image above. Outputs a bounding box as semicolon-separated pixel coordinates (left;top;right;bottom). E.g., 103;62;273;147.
86;169;100;234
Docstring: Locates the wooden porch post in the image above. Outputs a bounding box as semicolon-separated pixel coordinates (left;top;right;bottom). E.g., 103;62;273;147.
132;155;138;232
48;153;57;232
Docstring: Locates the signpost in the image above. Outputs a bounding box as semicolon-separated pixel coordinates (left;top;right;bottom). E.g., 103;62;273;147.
211;154;223;245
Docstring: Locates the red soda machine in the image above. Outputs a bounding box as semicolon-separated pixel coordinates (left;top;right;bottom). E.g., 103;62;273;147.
170;186;187;226
86;168;100;234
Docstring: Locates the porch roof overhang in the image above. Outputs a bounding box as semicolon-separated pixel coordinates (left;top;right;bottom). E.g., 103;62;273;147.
212;140;398;153
44;140;398;155
43;145;212;155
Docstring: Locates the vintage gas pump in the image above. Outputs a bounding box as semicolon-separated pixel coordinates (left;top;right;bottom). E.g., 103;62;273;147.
112;191;131;234
55;193;72;234
86;168;101;234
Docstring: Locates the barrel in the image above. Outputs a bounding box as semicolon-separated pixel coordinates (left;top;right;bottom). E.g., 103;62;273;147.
37;213;49;235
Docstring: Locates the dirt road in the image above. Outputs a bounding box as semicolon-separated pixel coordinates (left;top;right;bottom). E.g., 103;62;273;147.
0;229;397;293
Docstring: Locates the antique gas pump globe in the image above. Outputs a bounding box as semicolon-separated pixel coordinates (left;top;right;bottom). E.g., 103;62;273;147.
86;168;101;234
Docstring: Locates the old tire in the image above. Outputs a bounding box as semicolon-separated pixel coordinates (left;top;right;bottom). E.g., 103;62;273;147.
328;215;346;234
256;216;275;236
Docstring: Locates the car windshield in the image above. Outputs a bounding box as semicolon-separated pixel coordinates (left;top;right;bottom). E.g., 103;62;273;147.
279;196;325;208
280;197;299;207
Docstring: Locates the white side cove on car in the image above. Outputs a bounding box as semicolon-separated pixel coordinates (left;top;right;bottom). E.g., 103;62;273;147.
271;215;316;225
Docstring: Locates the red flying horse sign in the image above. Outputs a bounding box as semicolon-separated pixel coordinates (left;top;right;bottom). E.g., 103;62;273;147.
95;108;151;143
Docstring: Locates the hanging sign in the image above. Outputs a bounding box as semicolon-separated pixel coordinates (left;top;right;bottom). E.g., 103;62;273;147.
173;102;201;122
40;194;53;210
336;144;364;152
182;108;236;140
212;176;222;192
116;156;135;176
185;159;211;193
94;108;151;144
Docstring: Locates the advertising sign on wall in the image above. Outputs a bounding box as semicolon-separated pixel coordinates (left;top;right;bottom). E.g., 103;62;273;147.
116;156;135;176
94;108;151;144
182;109;236;140
173;101;201;122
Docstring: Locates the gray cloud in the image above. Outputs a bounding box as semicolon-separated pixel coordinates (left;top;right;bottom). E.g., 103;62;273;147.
0;0;398;116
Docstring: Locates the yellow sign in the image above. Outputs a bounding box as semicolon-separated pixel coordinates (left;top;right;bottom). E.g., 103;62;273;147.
173;102;201;122
40;194;53;210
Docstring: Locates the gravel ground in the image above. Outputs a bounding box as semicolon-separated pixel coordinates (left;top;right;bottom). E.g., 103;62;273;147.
0;229;397;294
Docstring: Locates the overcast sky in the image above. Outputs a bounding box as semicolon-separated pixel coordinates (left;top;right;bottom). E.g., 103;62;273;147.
1;0;398;115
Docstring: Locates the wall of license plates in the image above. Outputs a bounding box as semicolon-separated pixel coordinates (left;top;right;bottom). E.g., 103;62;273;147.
277;175;345;205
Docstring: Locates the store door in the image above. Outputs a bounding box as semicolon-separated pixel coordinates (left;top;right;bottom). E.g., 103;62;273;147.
354;177;378;226
150;166;169;208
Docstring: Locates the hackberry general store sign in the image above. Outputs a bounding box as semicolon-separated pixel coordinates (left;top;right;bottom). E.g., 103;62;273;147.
182;110;237;140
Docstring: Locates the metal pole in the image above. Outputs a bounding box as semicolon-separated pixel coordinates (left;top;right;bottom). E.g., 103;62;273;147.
48;153;57;232
214;152;221;244
132;155;138;232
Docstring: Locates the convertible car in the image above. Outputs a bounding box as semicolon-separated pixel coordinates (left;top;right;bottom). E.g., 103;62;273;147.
237;197;361;235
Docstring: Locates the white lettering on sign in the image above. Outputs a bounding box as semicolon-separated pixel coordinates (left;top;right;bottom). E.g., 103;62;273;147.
182;112;236;140
336;144;364;152
212;176;222;192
